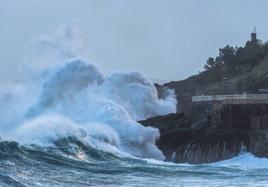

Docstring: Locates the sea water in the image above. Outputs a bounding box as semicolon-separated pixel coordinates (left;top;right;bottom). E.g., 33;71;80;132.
0;24;267;187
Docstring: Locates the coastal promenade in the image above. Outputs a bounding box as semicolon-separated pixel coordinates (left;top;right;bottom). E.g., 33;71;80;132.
192;94;268;104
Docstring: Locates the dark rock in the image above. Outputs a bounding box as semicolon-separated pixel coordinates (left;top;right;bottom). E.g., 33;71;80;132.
140;104;268;164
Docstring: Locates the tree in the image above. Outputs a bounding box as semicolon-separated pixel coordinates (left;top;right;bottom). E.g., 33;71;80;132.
203;37;268;76
204;57;216;70
219;45;239;75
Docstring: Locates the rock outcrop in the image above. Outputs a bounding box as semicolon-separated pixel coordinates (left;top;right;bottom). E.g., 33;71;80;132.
140;103;268;164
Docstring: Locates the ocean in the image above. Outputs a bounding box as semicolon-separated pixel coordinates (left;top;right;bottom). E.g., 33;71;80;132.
0;24;267;187
1;141;268;186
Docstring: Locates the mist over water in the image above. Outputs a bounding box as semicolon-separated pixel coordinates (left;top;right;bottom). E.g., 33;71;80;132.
0;24;267;186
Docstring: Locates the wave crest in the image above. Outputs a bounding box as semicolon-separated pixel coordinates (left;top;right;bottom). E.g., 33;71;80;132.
1;24;177;160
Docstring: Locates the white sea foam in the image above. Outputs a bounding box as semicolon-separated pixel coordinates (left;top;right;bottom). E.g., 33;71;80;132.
0;82;39;132
0;24;177;160
212;152;268;169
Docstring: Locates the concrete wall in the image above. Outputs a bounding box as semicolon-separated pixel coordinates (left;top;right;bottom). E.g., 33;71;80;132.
209;104;268;130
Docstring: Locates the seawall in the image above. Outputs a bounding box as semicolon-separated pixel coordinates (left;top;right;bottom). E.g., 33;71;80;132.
140;103;268;163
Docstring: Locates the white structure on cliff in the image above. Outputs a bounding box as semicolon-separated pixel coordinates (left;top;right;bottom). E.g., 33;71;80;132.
192;94;268;104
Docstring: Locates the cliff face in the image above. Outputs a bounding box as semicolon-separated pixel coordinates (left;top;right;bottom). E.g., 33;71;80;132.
140;104;268;164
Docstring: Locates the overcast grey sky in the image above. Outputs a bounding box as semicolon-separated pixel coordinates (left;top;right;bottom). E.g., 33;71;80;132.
0;0;268;81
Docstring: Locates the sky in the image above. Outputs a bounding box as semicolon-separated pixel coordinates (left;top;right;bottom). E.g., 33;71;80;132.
0;0;268;82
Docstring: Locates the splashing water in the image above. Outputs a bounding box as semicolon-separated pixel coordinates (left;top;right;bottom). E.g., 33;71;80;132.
1;24;177;160
1;24;267;187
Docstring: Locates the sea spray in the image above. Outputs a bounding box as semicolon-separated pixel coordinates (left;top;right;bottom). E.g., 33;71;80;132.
0;24;177;160
0;24;268;187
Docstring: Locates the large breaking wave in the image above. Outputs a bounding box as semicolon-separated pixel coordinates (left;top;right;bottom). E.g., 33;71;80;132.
0;24;177;160
1;24;268;187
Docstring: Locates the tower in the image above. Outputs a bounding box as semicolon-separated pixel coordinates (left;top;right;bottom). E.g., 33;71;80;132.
251;26;257;42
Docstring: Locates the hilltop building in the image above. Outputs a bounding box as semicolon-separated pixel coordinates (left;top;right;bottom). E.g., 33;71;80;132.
251;27;257;42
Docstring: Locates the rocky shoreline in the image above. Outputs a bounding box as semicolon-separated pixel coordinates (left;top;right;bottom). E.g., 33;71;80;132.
140;103;268;163
142;33;268;163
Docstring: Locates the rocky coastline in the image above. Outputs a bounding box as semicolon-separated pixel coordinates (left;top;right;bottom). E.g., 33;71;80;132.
140;103;268;163
141;33;268;163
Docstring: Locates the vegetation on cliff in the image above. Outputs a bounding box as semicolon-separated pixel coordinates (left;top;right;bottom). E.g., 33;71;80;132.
198;35;268;85
160;33;268;114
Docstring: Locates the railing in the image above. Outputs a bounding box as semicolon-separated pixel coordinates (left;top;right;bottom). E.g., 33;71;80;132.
192;94;268;104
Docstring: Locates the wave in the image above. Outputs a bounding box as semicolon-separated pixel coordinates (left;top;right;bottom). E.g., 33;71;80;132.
212;152;268;169
0;24;177;161
1;140;268;187
1;23;268;187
